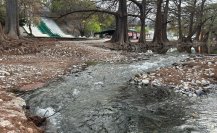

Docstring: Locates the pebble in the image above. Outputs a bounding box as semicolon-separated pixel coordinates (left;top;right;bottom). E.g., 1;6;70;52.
142;74;147;79
188;93;193;97
196;80;201;84
129;80;135;84
209;73;215;76
201;79;209;86
142;79;149;85
195;89;206;96
138;85;142;89
208;62;212;65
27;128;34;133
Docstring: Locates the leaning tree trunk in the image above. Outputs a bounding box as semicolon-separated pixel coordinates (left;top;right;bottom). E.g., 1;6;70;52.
5;0;19;39
111;0;128;48
152;0;163;44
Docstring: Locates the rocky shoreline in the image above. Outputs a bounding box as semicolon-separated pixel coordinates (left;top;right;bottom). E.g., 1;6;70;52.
131;55;217;97
1;39;217;132
0;40;126;133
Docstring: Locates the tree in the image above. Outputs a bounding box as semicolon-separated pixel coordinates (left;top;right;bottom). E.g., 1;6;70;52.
111;0;129;47
0;1;5;41
161;0;169;42
5;0;19;39
130;0;149;43
20;0;42;36
152;0;163;44
173;0;183;40
195;0;207;41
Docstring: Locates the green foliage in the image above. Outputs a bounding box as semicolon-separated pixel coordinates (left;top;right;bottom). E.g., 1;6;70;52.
84;16;101;33
98;14;115;30
51;0;65;11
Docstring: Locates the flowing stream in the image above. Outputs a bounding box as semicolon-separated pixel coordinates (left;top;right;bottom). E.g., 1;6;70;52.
23;53;217;133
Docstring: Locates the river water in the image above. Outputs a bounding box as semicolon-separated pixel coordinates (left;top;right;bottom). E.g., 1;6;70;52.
23;53;217;133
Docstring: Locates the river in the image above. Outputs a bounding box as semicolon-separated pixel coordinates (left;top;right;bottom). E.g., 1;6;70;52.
23;53;217;133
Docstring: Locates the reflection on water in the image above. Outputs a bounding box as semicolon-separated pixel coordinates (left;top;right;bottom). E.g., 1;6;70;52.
113;85;189;133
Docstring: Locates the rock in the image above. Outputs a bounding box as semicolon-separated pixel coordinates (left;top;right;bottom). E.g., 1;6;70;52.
129;80;135;84
196;80;201;84
141;74;148;79
188;93;193;97
195;89;206;96
0;70;10;76
172;63;179;66
209;73;215;77
27;128;34;133
138;81;143;85
152;79;161;86
201;79;210;86
142;79;149;85
192;94;197;97
0;76;5;78
208;62;212;65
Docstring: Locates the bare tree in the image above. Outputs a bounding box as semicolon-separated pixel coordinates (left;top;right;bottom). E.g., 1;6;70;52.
186;0;197;41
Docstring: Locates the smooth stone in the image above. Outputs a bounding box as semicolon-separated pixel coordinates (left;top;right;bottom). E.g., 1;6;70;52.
208;62;212;65
130;81;135;84
201;79;209;86
196;80;201;84
209;73;215;76
138;85;142;89
188;93;193;97
195;89;205;96
142;74;148;79
142;79;149;85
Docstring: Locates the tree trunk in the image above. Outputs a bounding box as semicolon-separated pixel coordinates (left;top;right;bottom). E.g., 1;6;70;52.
186;0;197;41
162;0;169;42
152;0;163;44
195;0;206;41
5;0;19;39
138;0;146;43
0;23;4;42
111;0;128;47
177;0;183;40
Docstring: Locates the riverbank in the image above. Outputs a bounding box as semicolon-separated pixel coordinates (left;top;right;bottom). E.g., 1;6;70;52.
1;39;216;132
132;55;217;97
0;40;129;132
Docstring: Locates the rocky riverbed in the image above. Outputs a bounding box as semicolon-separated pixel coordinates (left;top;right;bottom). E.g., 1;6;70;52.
0;40;125;132
131;55;217;97
1;39;217;132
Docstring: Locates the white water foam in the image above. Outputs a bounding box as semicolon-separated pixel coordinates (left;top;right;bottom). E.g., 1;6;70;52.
36;107;61;132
